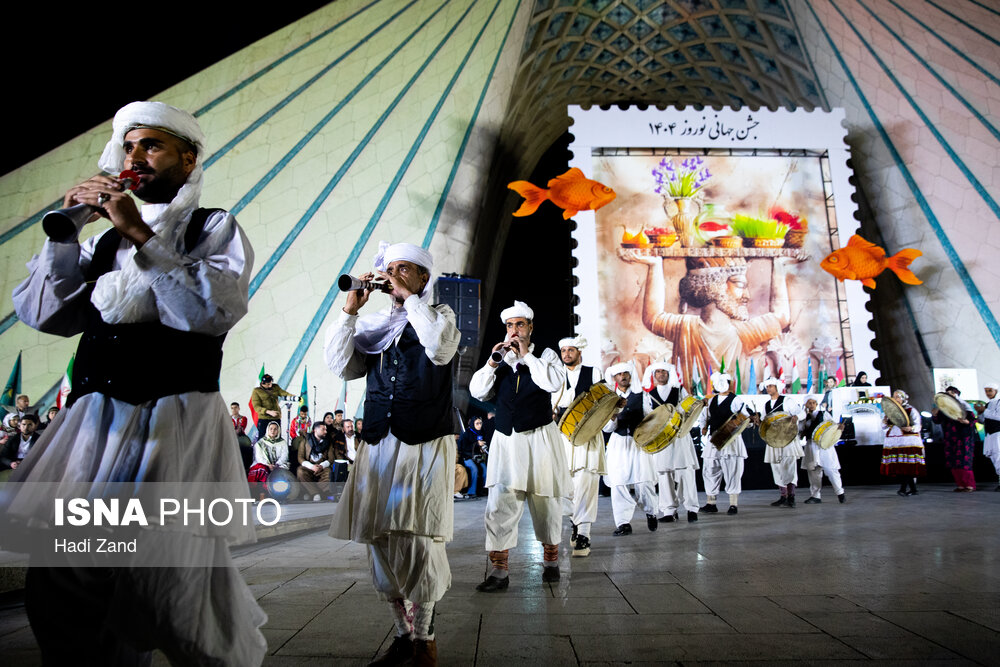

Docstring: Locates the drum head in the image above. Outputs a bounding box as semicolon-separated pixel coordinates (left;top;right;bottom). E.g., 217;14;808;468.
558;383;619;446
760;411;797;448
882;397;911;427
934;392;965;421
814;420;840;449
265;467;298;502
677;396;705;438
634;404;680;454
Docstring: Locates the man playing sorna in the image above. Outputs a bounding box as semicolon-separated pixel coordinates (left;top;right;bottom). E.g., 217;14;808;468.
325;241;461;666
8;101;263;665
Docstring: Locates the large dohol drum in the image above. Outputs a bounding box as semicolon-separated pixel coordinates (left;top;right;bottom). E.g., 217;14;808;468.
759;411;798;448
558;382;618;446
634;404;682;454
710;412;749;450
676;395;706;439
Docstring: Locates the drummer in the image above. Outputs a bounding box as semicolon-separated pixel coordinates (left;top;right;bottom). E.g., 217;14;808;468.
978;382;1000;491
799;398;846;504
932;386;978;492
642;361;700;523
698;372;751;516
551;335;607;558
603;362;659;536
753;377;803;508
881;390;924;496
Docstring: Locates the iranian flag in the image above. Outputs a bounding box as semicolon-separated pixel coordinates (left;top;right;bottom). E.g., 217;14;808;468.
56;355;74;409
790;358;802;394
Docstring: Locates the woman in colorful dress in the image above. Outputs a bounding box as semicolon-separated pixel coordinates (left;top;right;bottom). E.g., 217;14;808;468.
932;386;978;492
248;421;290;500
881;389;924;496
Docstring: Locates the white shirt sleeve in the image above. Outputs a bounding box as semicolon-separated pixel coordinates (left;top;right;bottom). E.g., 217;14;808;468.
13;211;253;338
12;238;97;337
323;311;369;381
521;348;565;393
470;362;497;401
642;391;654;416
403;296;461;366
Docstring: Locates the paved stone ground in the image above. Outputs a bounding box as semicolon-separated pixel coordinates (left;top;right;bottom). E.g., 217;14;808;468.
2;483;999;665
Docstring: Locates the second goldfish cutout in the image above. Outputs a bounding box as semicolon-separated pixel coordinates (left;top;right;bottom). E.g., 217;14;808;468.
820;234;922;289
508;168;616;219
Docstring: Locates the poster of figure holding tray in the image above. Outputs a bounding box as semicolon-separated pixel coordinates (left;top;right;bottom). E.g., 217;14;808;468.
567;107;873;395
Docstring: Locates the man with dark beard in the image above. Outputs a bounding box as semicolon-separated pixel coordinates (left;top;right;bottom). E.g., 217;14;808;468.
620;254;792;390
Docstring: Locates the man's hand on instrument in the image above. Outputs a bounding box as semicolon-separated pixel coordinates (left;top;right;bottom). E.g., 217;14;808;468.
343;272;376;315
377;269;413;301
488;341;507;368
510;333;529;358
68;175;153;246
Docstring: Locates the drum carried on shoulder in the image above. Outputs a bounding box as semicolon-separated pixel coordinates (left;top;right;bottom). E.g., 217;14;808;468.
882;396;912;427
676;395;706;438
710;412;749;450
759;411;798;448
933;392;966;421
558;382;619;446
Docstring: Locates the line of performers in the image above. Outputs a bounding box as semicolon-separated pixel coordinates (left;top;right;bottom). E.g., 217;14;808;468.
324;250;849;665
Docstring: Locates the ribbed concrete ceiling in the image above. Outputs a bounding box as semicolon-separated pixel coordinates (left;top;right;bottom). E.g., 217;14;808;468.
503;0;826;170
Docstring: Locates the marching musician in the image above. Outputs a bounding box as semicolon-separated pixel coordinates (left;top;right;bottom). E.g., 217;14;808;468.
754;377;803;508
470;301;569;590
978;382;1000;491
932;386;978;492
698;372;750;515
642;362;700;523
325;241;461;665
7;101;264;664
800;398;846;503
552;335;607;557
881;389;923;497
603;362;659;536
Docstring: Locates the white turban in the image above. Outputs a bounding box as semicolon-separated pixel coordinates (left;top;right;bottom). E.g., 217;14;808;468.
711;372;731;393
500;301;534;322
605;361;639;393
558;335;587;350
643;361;678;390
373;241;433;274
986;382;999;391
759;377;784;392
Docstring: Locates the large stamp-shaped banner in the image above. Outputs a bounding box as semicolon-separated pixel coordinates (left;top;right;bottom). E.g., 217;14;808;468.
567;106;872;394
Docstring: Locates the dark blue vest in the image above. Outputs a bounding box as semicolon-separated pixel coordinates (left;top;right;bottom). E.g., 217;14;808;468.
614;392;645;436
69;209;227;407
707;393;737;434
649;386;680;409
361;322;455;445
493;361;554;436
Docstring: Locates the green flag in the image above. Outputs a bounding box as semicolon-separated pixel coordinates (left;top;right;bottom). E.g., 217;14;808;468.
299;367;309;411
258;364;266;381
719;356;726;373
734;358;742;394
1;352;22;407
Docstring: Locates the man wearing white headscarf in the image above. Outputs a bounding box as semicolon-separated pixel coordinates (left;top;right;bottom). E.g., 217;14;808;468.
8;101;262;665
753;377;803;508
552;335;607;557
470;301;569;590
978;382;1000;490
603;361;659;535
325;240;460;666
698;372;751;515
642;361;701;523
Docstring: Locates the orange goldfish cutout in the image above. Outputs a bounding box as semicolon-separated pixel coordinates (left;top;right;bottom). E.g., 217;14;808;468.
820;234;922;289
508;168;616;220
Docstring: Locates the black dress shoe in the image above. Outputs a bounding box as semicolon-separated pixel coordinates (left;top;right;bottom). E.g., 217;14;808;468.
699;503;718;513
572;535;591;557
646;513;658;531
687;511;698;522
475;575;509;592
613;523;633;536
770;496;787;507
803;497;821;504
838;493;846;503
368;634;414;666
658;513;676;523
786;496;796;508
727;506;738;515
542;566;560;583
